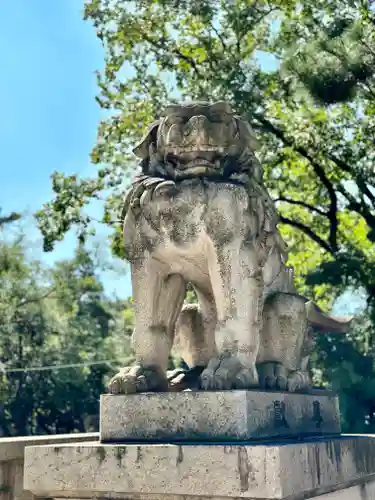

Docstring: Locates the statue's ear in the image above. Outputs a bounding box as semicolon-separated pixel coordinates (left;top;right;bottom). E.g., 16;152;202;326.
234;116;260;151
132;120;160;159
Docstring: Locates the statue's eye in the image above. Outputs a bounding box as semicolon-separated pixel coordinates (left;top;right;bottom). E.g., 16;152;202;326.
166;116;184;125
210;112;231;123
209;113;222;122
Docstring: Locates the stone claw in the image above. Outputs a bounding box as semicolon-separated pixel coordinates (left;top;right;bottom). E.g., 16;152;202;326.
200;356;240;390
200;356;258;390
258;363;311;392
108;365;168;394
287;370;311;393
233;367;259;389
275;375;288;391
258;362;288;391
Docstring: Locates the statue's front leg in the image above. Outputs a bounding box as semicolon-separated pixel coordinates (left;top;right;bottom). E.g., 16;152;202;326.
108;258;186;394
201;241;263;390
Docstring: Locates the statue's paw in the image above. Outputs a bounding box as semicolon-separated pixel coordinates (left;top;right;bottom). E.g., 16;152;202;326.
200;356;240;390
108;365;168;394
287;370;311;393
200;356;258;390
108;367;132;394
232;366;259;389
258;362;288;391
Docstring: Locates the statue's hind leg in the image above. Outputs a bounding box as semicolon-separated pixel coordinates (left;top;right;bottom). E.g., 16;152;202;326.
257;292;309;392
174;287;217;368
108;258;186;394
170;288;218;390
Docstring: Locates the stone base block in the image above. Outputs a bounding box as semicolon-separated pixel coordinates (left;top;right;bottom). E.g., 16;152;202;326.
100;390;341;442
24;436;375;499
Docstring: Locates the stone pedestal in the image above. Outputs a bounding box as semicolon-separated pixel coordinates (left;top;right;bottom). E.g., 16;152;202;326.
22;391;375;500
24;435;375;499
100;389;341;442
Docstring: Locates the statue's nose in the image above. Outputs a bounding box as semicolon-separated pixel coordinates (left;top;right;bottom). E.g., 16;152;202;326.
188;115;208;127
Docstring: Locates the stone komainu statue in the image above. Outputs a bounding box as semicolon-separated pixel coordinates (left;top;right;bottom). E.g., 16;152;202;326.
109;101;352;394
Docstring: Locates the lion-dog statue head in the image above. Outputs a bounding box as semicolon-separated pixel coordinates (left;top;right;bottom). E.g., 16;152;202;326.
132;101;261;182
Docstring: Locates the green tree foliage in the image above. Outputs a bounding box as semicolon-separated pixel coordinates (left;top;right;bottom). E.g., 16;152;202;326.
0;237;134;436
0;209;21;229
280;2;375;104
35;0;375;431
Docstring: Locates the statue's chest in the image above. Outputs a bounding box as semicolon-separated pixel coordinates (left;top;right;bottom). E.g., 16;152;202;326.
147;181;249;230
137;182;249;249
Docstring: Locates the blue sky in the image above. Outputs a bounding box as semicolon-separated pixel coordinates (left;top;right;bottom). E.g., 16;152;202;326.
0;1;101;213
0;0;131;297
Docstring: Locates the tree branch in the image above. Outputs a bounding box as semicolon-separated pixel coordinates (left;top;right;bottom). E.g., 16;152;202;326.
279;215;334;254
336;184;375;228
140;32;202;78
0;212;21;228
227;4;279;54
254;113;339;253
208;20;227;50
327;151;375;207
274;195;327;216
17;287;56;309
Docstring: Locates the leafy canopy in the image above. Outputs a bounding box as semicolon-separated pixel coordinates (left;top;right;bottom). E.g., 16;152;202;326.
0;236;134;436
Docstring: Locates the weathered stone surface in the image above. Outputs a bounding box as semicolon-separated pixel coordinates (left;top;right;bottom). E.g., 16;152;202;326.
110;101;353;396
100;390;340;443
24;436;375;500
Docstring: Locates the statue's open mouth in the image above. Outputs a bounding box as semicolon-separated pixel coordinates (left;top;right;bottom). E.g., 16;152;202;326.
164;147;226;174
164;146;225;155
178;158;219;171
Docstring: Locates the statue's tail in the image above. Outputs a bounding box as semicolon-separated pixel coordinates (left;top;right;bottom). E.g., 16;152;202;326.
305;300;353;333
